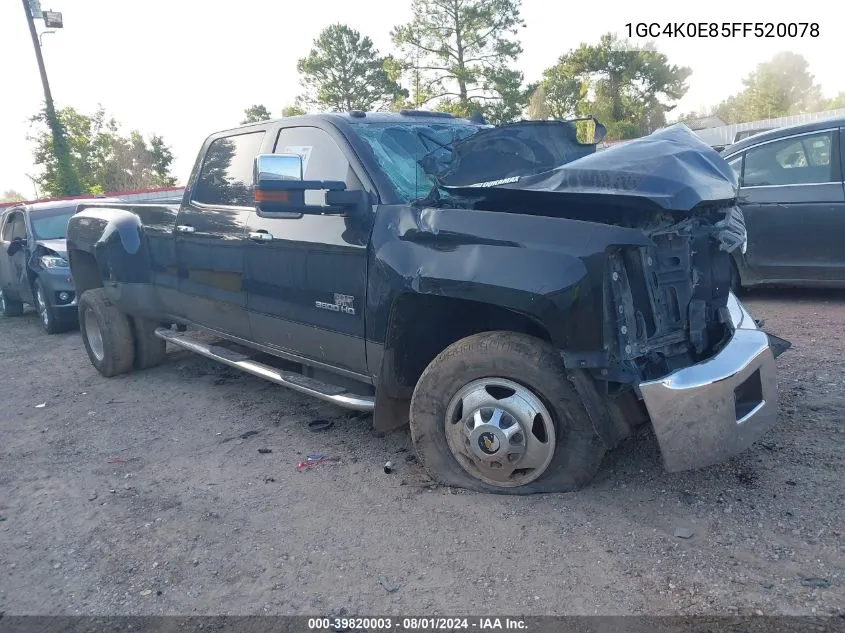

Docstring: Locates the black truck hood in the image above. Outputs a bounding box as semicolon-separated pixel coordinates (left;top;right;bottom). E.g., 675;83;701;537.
431;123;738;213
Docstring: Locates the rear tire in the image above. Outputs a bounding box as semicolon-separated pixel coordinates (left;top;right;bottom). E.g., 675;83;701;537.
78;288;135;377
409;331;606;494
131;316;167;369
0;289;24;317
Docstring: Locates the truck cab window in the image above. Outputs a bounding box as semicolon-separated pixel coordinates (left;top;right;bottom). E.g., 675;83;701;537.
192;131;265;207
351;122;479;202
274;127;363;206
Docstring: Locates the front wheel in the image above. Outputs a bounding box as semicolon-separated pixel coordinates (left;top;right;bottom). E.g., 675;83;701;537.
34;279;70;334
78;288;135;377
409;331;606;494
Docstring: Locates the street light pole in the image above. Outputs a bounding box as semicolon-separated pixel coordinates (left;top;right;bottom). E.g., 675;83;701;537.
21;0;81;196
39;30;56;47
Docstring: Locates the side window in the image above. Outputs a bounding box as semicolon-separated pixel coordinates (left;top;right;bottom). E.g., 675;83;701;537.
1;214;13;240
192;131;265;206
274;126;363;206
726;155;743;185
743;131;835;187
2;212;25;241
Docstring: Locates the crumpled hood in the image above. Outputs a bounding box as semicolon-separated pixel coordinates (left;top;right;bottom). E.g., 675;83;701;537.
35;239;68;259
436;123;739;213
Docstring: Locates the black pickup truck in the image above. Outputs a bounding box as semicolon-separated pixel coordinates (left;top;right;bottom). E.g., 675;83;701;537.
66;111;788;494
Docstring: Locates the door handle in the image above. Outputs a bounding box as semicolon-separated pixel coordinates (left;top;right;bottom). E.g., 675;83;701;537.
248;231;274;242
175;225;195;234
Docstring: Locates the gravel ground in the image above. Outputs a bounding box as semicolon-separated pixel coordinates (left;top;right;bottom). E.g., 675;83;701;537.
1;290;843;616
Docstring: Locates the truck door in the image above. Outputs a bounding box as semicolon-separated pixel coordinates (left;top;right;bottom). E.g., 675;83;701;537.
173;130;265;339
244;125;371;375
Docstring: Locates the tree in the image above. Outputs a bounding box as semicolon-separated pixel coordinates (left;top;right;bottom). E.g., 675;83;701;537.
281;104;307;117
526;84;551;120
241;104;272;124
149;135;177;186
714;53;825;123
826;92;845;110
539;33;691;139
1;190;25;203
28;106;85;197
297;24;407;112
29;106;178;197
391;0;527;123
538;70;585;120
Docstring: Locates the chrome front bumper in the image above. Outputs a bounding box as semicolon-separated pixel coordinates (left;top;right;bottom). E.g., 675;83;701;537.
640;293;779;472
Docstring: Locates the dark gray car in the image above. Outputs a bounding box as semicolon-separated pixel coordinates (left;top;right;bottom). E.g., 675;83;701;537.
721;117;845;289
0;200;115;333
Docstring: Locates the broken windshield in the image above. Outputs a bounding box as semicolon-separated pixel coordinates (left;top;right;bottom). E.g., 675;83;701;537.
350;121;480;202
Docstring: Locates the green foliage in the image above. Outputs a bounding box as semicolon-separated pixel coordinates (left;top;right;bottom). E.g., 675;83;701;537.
826;92;845;110
297;24;407;112
538;33;690;140
281;104;307;117
1;189;26;203
714;53;828;123
149;135;177;186
540;70;587;120
29;106;178;197
526;84;550;120
241;104;272;124
41;107;85;197
391;0;527;123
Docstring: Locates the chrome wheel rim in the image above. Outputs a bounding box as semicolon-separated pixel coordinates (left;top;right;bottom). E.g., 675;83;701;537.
444;377;556;487
84;308;104;361
36;286;49;327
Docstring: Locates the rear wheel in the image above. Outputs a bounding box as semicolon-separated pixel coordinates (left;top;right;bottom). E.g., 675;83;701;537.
409;331;606;494
131;316;167;369
78;288;135;377
0;289;24;317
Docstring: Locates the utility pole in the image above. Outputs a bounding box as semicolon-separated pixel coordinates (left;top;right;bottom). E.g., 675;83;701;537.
21;0;81;196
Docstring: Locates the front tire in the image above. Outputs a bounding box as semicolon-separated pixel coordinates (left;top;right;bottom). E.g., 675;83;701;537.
78;288;135;377
409;331;606;494
34;279;70;334
0;289;24;317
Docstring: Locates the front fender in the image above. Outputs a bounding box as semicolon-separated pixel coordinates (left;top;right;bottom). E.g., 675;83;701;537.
368;205;650;351
67;206;152;285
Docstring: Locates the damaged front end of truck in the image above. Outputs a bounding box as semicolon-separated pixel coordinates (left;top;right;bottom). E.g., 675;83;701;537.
410;119;790;472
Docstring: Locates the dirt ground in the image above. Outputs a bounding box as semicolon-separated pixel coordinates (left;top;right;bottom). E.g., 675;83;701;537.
1;290;843;616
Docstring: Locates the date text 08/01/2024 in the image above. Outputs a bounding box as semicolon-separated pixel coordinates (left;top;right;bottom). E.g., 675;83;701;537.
307;617;528;630
625;22;819;38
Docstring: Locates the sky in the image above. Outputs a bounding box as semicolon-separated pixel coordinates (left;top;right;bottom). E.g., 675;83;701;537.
0;0;838;197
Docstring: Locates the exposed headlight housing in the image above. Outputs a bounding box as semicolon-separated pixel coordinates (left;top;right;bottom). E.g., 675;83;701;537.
40;254;69;269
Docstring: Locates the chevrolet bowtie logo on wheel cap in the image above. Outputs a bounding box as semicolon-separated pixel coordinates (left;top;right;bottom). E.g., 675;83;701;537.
478;432;500;454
